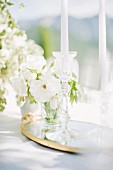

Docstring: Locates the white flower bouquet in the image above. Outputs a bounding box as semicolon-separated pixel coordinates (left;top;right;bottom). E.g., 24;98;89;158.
0;1;43;111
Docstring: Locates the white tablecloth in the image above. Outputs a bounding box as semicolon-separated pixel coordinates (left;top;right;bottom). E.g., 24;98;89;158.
1;111;113;170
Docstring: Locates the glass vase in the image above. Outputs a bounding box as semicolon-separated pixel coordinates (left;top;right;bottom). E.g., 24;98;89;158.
41;100;61;139
42;101;60;127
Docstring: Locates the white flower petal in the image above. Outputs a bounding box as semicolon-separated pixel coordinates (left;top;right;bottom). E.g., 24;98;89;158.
20;63;28;71
44;75;61;96
50;97;58;110
10;77;27;96
22;70;36;82
26;55;46;72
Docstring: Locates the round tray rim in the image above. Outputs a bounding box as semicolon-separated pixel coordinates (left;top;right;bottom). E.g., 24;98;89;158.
21;120;99;153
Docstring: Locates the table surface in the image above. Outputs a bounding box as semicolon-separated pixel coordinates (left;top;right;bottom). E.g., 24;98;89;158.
1;112;113;170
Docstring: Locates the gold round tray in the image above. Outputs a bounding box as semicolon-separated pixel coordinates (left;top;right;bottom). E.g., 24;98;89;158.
21;119;100;153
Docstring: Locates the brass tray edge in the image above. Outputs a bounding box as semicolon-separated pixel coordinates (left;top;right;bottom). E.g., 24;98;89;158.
21;123;84;153
21;122;99;153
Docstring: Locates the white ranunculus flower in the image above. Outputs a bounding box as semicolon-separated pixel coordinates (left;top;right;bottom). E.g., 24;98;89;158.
50;96;58;110
10;77;27;96
30;75;61;102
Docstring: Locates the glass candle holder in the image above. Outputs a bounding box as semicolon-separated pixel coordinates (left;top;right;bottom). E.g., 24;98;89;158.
44;51;79;143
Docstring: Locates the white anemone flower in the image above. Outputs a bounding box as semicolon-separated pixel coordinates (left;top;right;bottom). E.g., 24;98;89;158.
30;75;61;103
22;70;36;82
26;55;46;73
10;76;27;96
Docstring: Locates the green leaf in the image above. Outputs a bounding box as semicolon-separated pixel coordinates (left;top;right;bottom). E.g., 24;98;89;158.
19;3;25;8
37;73;41;79
73;86;77;91
0;30;6;37
50;62;54;68
42;65;46;70
2;98;6;104
7;2;14;6
27;68;42;80
68;81;73;87
0;1;4;4
72;72;77;78
29;95;36;104
27;84;37;104
1;5;6;10
53;73;58;79
70;93;75;104
8;20;16;29
27;68;37;74
68;79;78;104
0;104;5;112
0;42;2;49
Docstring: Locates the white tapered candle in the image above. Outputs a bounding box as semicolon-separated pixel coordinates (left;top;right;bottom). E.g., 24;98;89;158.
99;0;109;91
61;0;69;57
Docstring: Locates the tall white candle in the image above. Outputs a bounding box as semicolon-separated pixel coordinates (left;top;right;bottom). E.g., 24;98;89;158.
99;0;109;91
61;0;69;57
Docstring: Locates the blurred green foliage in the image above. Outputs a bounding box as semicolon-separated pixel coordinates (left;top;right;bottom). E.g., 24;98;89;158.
38;25;54;58
19;16;113;61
